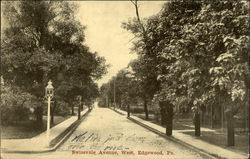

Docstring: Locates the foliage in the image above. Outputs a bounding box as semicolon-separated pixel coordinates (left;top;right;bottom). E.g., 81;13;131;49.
1;1;107;124
99;67;139;108
122;0;249;117
1;83;39;124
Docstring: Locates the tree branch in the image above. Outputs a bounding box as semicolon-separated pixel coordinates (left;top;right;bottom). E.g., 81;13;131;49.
130;0;149;52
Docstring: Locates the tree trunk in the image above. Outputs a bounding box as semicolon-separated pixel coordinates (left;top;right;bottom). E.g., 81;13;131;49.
226;110;235;146
159;101;167;126
78;103;81;120
166;103;173;136
194;112;201;136
127;104;130;117
71;102;75;115
144;98;149;120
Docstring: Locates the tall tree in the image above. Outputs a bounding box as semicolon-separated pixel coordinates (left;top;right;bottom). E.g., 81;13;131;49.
123;0;160;119
1;1;107;126
123;0;249;138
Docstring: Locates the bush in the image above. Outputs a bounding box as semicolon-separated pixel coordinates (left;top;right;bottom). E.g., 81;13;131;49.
55;100;70;116
1;84;35;125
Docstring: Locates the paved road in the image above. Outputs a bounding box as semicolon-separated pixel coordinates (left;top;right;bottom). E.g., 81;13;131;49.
3;107;211;159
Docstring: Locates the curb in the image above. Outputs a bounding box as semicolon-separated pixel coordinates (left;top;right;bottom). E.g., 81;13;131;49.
3;110;91;154
110;109;219;159
128;117;220;159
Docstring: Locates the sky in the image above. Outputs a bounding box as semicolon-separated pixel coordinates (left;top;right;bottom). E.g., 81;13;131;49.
75;1;165;86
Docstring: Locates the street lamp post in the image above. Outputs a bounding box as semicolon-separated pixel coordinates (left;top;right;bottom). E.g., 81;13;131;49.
45;80;54;147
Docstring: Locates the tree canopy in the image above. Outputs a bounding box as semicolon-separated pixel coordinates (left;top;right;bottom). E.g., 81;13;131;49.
1;1;108;124
102;0;249;120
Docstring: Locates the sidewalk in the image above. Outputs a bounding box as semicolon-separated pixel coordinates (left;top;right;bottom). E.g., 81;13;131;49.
113;108;248;159
1;109;89;153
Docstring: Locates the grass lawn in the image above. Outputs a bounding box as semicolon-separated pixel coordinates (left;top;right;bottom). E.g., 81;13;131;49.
133;113;194;130
173;122;194;130
1;115;70;139
132;113;155;121
182;131;249;154
132;112;248;154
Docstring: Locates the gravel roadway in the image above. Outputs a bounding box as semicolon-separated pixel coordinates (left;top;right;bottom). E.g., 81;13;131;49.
3;106;212;159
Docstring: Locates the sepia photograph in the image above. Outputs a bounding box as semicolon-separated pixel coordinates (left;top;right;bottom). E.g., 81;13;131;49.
0;0;249;159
